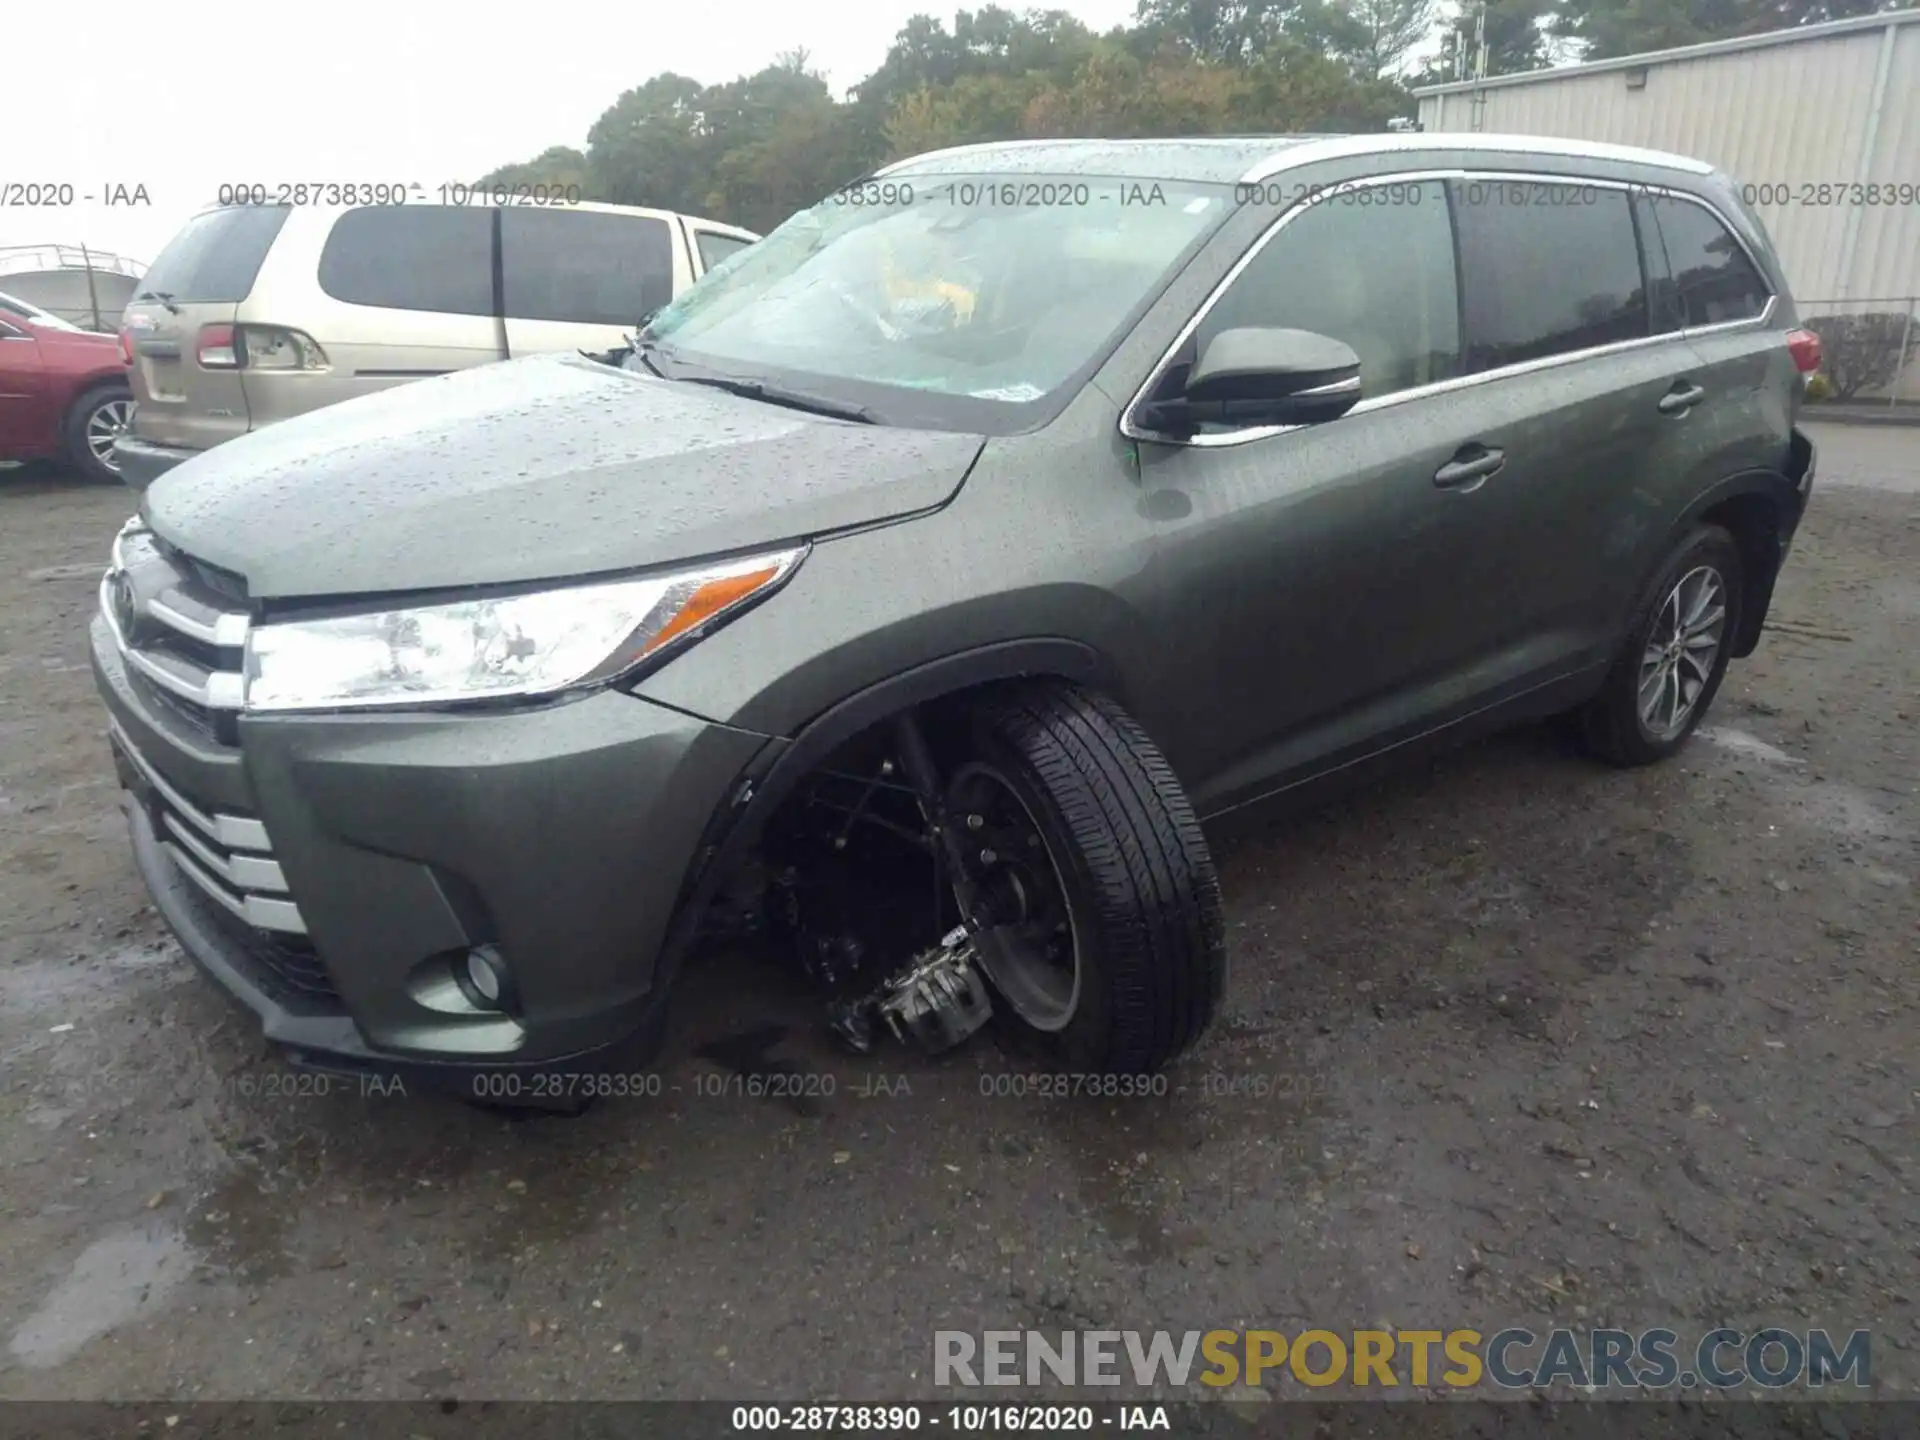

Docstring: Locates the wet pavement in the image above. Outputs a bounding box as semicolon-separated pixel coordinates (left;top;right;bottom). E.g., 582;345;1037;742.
0;425;1914;1401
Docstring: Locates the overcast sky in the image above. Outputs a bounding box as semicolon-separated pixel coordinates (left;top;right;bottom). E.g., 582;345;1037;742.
1;0;1141;268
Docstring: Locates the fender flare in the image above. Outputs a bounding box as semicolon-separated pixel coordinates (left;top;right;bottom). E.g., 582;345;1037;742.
649;637;1123;983
1631;464;1802;660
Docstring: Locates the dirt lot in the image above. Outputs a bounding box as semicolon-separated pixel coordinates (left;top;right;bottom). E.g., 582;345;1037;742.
0;426;1914;1404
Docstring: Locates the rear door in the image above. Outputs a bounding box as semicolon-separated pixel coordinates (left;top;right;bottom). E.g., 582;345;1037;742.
499;206;682;356
1445;172;1704;670
1640;187;1789;477
122;205;289;451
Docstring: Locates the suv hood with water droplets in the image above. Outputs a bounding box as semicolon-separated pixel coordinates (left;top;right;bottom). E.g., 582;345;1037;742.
141;352;985;600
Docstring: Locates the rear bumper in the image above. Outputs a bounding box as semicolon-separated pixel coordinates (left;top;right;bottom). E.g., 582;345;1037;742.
113;435;200;492
91;611;780;1084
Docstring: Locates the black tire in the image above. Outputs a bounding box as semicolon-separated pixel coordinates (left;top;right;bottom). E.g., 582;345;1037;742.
962;683;1225;1074
1577;523;1744;767
62;383;133;484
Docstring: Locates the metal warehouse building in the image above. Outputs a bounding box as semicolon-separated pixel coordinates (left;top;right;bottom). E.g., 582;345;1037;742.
1414;10;1920;403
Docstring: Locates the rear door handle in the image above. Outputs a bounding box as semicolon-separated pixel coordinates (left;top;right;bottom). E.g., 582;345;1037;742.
1659;381;1707;414
1433;445;1506;490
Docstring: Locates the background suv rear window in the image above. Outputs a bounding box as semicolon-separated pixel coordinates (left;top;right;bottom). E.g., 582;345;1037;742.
500;209;675;326
695;230;752;271
1645;195;1773;327
1454;180;1650;372
317;206;495;316
139;206;290;304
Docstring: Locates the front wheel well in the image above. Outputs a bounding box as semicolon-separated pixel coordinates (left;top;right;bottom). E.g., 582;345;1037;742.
1698;490;1784;658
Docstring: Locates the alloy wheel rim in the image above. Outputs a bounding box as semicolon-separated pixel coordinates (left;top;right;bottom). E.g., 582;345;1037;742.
945;761;1081;1031
1638;564;1726;740
87;399;133;470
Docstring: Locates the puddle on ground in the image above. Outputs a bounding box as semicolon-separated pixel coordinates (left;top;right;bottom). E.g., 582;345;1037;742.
8;1222;194;1369
0;942;185;1021
1698;726;1804;767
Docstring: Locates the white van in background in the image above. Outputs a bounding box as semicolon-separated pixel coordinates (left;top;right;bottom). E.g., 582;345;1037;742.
115;201;758;489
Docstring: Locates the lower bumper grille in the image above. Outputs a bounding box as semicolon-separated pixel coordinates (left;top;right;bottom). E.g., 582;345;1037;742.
111;721;346;1014
109;717;306;936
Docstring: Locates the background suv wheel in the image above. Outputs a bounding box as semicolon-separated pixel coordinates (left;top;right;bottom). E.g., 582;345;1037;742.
63;384;135;484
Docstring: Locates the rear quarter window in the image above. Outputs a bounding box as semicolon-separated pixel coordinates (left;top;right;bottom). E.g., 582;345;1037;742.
1644;194;1773;327
694;229;753;272
316;206;495;316
139;205;291;304
500;209;675;325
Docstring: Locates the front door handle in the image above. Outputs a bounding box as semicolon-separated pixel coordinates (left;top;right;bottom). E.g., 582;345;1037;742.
1433;444;1506;490
1658;381;1707;414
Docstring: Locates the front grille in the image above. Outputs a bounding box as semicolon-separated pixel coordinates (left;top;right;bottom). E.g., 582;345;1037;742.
100;519;247;748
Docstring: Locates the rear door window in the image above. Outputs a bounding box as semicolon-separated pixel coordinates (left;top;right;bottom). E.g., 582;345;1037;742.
316;206;496;315
140;205;291;304
1644;194;1773;327
1453;180;1650;372
500;209;675;326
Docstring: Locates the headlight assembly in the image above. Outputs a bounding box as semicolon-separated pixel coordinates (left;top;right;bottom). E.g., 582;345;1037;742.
243;547;804;713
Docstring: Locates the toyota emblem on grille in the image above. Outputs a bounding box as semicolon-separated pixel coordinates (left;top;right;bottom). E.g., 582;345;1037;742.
110;571;138;638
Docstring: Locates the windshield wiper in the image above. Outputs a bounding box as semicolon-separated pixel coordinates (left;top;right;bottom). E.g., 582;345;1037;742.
677;374;879;425
134;290;181;315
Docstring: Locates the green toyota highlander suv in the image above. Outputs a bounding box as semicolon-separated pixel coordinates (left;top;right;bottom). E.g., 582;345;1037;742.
91;133;1819;1096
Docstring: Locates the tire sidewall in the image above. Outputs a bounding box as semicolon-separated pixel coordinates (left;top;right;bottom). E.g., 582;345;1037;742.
969;725;1119;1073
1620;526;1744;758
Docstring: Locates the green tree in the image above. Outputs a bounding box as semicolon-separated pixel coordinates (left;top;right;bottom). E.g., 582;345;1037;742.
1420;0;1555;78
475;146;597;197
482;5;1420;230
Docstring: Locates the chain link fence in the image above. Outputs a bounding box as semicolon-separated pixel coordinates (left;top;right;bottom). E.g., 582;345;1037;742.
1795;295;1918;417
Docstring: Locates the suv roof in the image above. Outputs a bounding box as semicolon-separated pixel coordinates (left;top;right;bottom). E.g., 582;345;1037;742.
878;132;1716;184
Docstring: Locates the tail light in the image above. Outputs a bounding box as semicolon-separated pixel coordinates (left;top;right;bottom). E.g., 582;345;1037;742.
194;323;329;371
197;323;239;369
236;325;329;372
117;327;135;366
1786;328;1822;374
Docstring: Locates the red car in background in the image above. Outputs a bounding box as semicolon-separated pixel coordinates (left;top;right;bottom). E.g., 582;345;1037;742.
0;291;134;483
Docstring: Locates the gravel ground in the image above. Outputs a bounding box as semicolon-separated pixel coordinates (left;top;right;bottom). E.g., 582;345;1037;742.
0;424;1913;1404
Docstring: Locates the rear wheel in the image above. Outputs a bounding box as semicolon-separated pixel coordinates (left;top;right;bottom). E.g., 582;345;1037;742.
955;684;1225;1074
1577;524;1743;767
63;385;134;484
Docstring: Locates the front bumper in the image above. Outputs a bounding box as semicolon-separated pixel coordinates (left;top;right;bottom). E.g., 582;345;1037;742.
91;613;779;1077
112;435;200;492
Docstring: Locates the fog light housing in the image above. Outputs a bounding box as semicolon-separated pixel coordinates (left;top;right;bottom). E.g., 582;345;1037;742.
454;944;511;1011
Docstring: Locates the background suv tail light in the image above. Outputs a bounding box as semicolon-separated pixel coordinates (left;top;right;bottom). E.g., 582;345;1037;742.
236;325;329;371
194;323;330;371
1786;328;1823;374
197;323;239;369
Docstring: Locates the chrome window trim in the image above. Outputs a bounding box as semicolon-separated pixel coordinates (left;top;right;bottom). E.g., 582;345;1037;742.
1119;169;1776;450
